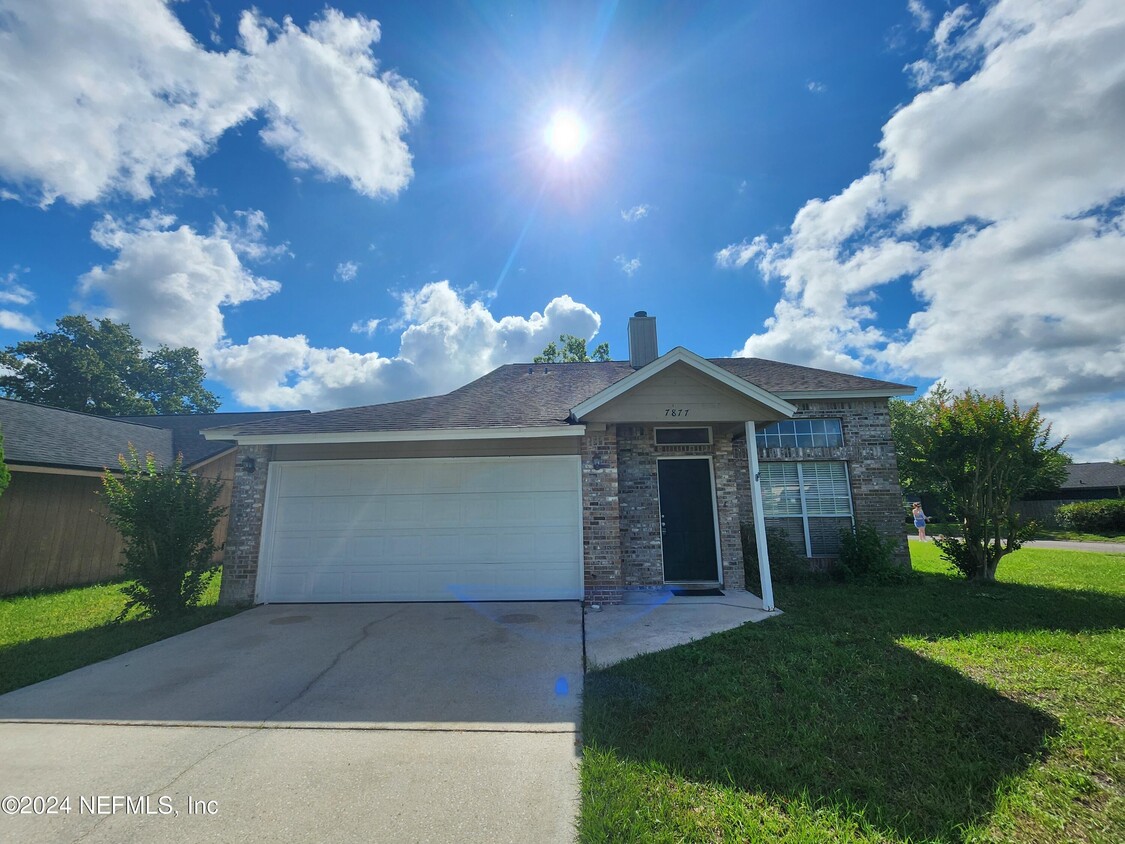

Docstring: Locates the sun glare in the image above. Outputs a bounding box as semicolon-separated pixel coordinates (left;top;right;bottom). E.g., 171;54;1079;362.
545;110;588;160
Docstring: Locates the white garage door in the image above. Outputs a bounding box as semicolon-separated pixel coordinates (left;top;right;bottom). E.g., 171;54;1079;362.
257;456;582;602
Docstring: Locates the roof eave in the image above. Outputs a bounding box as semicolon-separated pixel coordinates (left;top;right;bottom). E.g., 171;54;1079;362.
774;387;916;400
211;424;587;446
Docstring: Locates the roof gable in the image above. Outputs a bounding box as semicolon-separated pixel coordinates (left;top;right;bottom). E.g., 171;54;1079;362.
571;347;797;423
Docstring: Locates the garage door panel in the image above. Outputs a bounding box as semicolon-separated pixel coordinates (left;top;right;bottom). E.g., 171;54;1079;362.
260;457;581;602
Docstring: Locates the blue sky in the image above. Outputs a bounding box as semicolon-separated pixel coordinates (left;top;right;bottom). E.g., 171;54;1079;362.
1;0;1122;460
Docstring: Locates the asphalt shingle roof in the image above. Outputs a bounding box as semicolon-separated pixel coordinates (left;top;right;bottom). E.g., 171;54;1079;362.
1061;462;1125;490
214;357;914;437
0;398;173;471
111;411;310;465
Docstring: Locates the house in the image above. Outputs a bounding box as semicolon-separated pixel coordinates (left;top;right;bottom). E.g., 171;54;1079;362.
0;398;307;595
205;313;914;610
1018;461;1125;525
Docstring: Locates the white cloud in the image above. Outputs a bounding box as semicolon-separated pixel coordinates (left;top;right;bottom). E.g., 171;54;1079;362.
806;81;827;93
907;0;933;30
80;212;281;351
0;311;37;333
620;204;650;222
0;268;34;307
615;255;641;277
351;318;382;336
76;212;603;409
722;0;1125;461
0;267;36;333
212;283;603;409
0;1;422;206
335;261;360;282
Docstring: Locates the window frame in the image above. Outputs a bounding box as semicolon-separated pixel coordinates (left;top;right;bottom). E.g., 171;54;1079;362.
654;426;713;446
755;417;844;450
758;460;854;556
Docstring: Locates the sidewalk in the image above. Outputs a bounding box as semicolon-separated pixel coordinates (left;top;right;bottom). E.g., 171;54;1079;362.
908;535;1123;554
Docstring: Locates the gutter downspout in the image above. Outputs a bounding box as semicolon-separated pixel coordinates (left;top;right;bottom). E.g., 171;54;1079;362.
745;421;775;612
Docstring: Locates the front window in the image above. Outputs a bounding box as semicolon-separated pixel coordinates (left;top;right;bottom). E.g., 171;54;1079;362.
759;460;853;556
756;418;843;449
655;427;712;445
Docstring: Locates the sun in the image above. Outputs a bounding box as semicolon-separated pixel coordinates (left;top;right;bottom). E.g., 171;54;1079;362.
544;109;588;160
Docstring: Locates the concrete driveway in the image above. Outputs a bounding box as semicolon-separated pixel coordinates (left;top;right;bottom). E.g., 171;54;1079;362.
0;602;582;843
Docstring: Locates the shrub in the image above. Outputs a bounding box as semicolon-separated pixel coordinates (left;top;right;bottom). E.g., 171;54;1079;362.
102;447;226;620
838;522;908;583
741;523;811;587
1055;499;1125;532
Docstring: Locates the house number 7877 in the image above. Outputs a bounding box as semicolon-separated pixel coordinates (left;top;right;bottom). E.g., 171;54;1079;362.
665;408;690;417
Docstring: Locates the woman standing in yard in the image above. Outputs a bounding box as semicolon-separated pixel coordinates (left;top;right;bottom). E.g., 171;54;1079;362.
912;502;930;541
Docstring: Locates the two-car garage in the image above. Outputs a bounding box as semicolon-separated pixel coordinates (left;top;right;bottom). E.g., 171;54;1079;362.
255;455;583;603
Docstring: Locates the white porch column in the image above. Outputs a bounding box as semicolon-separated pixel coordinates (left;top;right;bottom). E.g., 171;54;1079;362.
745;421;775;611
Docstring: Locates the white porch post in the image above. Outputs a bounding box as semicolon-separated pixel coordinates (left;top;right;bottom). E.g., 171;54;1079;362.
745;421;775;611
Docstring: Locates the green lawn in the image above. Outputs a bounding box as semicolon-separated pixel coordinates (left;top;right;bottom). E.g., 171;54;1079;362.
581;544;1125;843
0;572;240;696
906;523;1125;544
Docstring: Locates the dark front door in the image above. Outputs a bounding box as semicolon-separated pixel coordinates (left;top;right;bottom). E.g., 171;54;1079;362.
658;458;720;582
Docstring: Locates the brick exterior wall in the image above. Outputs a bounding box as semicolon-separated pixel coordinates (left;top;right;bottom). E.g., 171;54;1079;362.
218;444;272;605
581;426;623;605
616;425;745;593
713;434;747;589
733;398;910;568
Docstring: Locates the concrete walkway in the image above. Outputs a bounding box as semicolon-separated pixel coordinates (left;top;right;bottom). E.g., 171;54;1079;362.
0;602;582;844
584;589;781;668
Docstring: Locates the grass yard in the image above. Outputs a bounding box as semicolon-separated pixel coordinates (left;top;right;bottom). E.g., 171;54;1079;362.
0;572;240;696
581;544;1125;843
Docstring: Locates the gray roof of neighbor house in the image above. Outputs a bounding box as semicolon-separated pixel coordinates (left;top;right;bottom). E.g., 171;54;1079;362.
1061;462;1125;491
209;356;914;437
0;397;173;471
111;411;310;465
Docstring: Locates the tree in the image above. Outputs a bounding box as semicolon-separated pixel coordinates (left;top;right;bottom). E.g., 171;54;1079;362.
0;424;10;501
533;334;610;363
890;385;1068;581
0;315;220;415
1115;458;1125;466
101;448;226;619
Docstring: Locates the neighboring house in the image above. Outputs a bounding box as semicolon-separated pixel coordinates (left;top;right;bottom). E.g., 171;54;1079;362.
206;312;914;610
1018;462;1125;525
0;398;307;595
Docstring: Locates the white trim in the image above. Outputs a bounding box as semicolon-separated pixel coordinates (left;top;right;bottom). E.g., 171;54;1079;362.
746;421;775;611
254;460;283;605
205;424;586;445
774;388;915;399
655;455;723;586
571;346;798;421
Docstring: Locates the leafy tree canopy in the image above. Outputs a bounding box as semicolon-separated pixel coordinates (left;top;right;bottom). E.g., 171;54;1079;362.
0;315;219;415
890;384;1068;581
533;334;610;363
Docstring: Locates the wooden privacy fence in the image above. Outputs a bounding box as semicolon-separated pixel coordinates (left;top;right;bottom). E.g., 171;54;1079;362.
0;452;235;596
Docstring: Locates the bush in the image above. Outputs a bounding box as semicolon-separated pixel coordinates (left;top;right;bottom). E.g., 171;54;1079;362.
741;523;812;587
1055;499;1125;533
838;522;908;583
102;447;226;620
